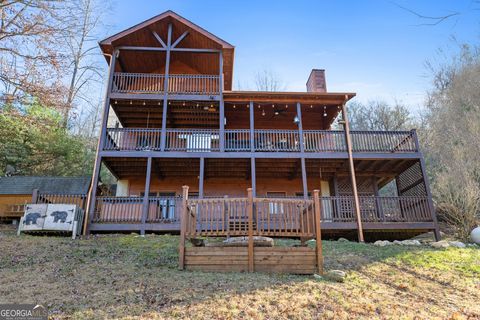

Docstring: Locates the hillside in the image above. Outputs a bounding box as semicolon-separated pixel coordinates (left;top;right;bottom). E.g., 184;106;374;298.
0;230;479;319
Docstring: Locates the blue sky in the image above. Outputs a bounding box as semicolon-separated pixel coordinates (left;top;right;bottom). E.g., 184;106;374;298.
103;0;479;108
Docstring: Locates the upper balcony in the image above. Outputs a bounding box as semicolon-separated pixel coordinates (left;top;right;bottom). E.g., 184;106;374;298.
102;128;419;156
112;72;221;97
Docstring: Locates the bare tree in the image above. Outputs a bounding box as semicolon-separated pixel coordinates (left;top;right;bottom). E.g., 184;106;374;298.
0;0;67;107
254;69;286;91
422;44;480;240
60;0;108;128
347;100;412;131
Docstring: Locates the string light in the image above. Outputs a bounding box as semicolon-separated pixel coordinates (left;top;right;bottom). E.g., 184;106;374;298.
262;109;266;116
258;105;261;109
182;101;185;106
310;105;313;109
233;104;236;109
323;106;327;117
272;104;275;108
285;104;288;109
246;104;249;108
130;100;133;105
142;101;146;106
114;100;118;104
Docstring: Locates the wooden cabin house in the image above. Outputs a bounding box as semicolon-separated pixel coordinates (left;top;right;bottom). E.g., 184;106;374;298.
84;10;440;242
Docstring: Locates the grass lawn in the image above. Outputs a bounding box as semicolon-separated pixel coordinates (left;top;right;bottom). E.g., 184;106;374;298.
0;229;479;319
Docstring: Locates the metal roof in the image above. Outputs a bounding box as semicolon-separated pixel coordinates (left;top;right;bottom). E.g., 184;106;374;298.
0;176;91;195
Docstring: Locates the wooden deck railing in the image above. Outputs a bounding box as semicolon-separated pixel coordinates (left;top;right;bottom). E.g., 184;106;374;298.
165;129;220;152
104;128;419;153
89;194;433;226
320;196;432;223
254;130;300;152
350;131;417;153
183;189;319;239
36;193;88;210
93;196;182;223
112;72;220;95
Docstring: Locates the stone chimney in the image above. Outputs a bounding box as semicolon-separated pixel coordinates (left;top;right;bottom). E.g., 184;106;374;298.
306;69;327;93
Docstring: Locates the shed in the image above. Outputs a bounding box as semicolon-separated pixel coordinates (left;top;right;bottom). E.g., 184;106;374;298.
0;176;91;219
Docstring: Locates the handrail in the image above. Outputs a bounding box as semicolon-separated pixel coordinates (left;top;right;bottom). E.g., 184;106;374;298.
104;128;418;153
112;72;220;95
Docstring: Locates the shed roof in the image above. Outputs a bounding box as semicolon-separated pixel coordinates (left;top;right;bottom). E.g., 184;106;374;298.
0;176;91;195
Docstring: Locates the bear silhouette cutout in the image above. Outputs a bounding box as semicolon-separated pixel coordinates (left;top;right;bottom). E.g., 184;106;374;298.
24;212;45;225
50;211;69;223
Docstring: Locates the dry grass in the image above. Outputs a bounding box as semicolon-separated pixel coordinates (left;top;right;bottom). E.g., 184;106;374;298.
0;229;479;319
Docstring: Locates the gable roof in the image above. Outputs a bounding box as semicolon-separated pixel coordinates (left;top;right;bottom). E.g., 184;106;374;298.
0;176;91;195
99;10;234;49
99;10;235;90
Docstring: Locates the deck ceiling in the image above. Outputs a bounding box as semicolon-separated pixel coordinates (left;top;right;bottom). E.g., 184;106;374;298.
103;157;417;185
100;11;234;90
111;100;220;128
110;99;347;129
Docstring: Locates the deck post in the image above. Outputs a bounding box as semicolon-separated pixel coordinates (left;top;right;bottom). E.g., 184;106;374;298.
419;157;441;241
219;51;225;152
160;23;172;151
179;185;189;270
140;157;152;235
296;102;305;153
247;187;254;272
250;158;256;196
341;98;364;242
84;48;117;235
31;189;39;203
199;157;205;198
301;158;308;199
249;101;255;152
313;190;324;274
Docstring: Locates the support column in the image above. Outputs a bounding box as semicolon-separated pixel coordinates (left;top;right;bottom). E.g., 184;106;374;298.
247;188;254;272
341;99;364;242
313;190;324;274
178;185;189;270
199;157;205;199
140;157;153;235
160;23;173;151
296;102;305;153
419;157;441;241
219;51;225;152
249;101;256;196
249;101;255;152
251;157;256;196
301;158;308;199
84;48;117;235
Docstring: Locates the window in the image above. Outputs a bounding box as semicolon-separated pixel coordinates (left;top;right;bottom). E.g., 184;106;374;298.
266;192;286;214
140;192;176;220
